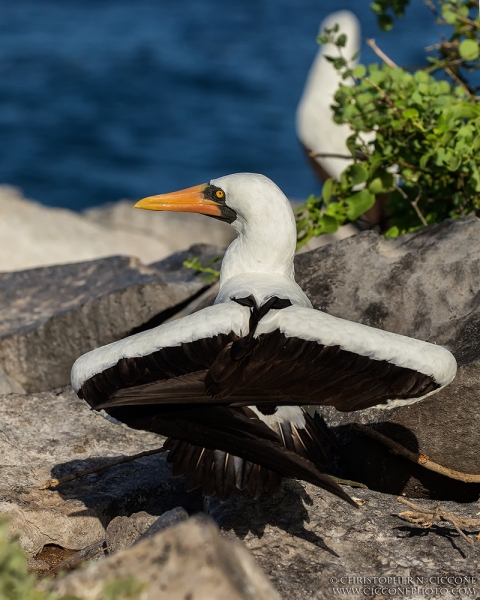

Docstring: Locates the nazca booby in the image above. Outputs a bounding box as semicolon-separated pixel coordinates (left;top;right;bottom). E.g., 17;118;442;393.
296;11;363;184
296;11;385;229
71;173;456;505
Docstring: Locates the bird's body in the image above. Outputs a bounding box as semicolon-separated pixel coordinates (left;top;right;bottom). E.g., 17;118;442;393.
72;173;456;505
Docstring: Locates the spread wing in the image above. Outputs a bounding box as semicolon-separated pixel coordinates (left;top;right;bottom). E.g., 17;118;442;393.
204;306;456;410
86;305;457;413
71;301;250;401
72;301;456;504
72;301;356;504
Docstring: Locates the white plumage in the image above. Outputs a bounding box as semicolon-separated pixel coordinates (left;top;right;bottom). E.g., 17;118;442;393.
71;173;456;504
296;11;364;182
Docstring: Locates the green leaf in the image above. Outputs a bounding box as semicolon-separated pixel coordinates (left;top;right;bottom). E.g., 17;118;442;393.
436;80;451;95
419;154;429;170
413;70;430;83
183;256;221;281
410;91;423;105
333;57;347;70
336;34;347;47
322;179;334;202
447;154;462;172
451;105;480;120
314;215;339;235
346;134;358;157
352;64;367;78
385;226;400;238
441;7;457;24
471;164;480;192
417;82;430;95
345;189;376;220
459;39;479;61
357;92;374;106
378;15;393;31
456;124;474;142
341;163;368;188
368;170;395;194
402;108;419;120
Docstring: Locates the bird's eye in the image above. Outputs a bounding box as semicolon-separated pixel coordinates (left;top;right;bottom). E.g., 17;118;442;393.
215;190;225;199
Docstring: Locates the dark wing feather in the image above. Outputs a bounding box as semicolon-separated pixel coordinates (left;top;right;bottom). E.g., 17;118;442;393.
79;333;237;404
163;439;281;501
81;322;439;415
204;330;439;411
161;408;338;502
106;402;355;505
95;371;209;409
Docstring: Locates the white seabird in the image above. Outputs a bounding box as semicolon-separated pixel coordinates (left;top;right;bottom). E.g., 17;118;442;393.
71;173;457;505
296;11;385;229
296;10;363;183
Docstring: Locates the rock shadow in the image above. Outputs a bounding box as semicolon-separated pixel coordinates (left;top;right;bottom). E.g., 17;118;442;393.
393;524;471;559
206;479;340;557
51;453;204;529
50;454;339;556
330;422;480;502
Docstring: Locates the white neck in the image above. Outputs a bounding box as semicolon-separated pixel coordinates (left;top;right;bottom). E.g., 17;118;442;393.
219;200;297;288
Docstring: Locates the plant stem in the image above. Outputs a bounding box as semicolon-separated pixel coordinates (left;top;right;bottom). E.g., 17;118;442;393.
39;447;165;489
351;423;480;483
366;39;398;68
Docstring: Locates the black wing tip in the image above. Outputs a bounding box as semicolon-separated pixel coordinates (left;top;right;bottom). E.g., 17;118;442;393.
309;471;358;507
164;437;359;508
339;488;360;508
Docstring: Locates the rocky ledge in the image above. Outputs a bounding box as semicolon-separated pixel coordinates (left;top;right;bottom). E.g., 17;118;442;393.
0;216;478;598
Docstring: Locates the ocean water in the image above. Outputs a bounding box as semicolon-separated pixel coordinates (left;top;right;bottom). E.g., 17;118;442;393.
0;0;440;211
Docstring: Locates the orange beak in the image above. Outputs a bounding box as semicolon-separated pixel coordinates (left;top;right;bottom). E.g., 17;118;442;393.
134;183;222;218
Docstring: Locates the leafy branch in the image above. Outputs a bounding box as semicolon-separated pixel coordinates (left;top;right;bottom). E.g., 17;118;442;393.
183;256;222;282
297;0;480;245
0;518;77;599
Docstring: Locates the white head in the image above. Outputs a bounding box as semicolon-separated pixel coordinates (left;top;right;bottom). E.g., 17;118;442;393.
135;173;298;285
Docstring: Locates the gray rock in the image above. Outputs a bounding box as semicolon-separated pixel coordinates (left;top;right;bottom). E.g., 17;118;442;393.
45;515;281;600
136;507;189;542
207;481;480;600
105;507;189;553
0;250;213;393
0;386;202;556
164;283;220;323
105;512;160;554
294;217;480;500
0;186;182;272
295;217;480;346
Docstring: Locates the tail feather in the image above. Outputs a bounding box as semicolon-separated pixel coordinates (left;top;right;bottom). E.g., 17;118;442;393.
163;407;346;503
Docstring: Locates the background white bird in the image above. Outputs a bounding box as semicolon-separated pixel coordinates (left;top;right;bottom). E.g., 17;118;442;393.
296;11;363;184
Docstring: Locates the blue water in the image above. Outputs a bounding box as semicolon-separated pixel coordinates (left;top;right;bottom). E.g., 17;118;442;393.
0;0;440;211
